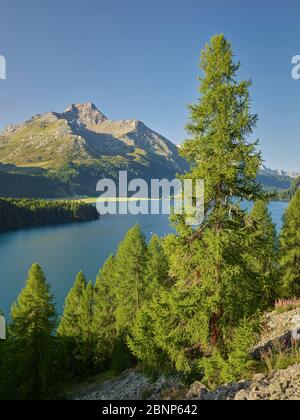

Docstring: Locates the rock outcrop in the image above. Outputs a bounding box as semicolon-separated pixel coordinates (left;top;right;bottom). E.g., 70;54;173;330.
252;308;300;359
187;365;300;400
72;370;184;401
73;308;300;401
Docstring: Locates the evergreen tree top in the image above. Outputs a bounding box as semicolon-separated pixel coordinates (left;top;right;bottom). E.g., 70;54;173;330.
181;34;265;220
95;255;115;290
10;263;56;338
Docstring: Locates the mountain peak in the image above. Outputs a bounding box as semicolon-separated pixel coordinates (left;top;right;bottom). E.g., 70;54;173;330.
64;102;108;126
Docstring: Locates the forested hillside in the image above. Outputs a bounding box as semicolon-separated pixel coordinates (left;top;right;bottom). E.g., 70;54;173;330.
0;169;69;198
0;198;99;232
277;176;300;200
256;174;291;191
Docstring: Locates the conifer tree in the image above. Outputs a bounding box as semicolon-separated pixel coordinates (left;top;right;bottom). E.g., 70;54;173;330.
130;34;269;373
128;236;171;375
113;224;148;334
0;264;57;400
170;34;266;349
246;200;279;305
58;272;96;377
199;319;258;388
58;271;87;338
145;235;170;299
93;255;117;368
78;281;96;375
128;300;172;376
280;189;300;297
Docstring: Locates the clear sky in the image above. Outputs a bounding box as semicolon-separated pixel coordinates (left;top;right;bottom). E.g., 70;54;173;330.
0;0;299;171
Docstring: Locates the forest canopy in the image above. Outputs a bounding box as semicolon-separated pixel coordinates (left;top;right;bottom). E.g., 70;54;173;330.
0;198;99;232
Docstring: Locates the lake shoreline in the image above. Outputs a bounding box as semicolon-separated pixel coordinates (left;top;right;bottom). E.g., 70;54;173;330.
0;201;289;318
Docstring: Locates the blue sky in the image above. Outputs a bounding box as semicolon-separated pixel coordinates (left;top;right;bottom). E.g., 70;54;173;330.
0;0;299;171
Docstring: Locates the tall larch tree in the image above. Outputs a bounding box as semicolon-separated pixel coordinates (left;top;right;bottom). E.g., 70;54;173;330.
0;264;57;400
77;281;96;375
57;271;87;339
128;235;171;375
280;189;300;297
130;34;269;374
145;234;170;299
246;200;279;305
93;255;117;368
58;272;96;377
113;224;148;334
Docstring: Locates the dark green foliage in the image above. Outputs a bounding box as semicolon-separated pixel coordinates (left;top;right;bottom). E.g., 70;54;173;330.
0;264;57;400
128;299;173;376
113;224;148;334
247;201;280;305
93;256;117;368
145;234;170;299
57;273;96;378
0;169;68;198
111;333;136;374
280;190;300;297
200;319;259;388
77;281;97;375
0;198;98;232
129;35;270;374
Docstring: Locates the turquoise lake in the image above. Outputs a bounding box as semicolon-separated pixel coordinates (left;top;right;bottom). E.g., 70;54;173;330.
0;201;289;317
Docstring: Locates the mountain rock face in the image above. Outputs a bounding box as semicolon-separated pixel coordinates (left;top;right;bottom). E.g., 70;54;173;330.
0;103;188;197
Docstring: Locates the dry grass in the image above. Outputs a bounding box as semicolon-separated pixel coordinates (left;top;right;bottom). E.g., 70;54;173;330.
274;298;300;314
260;340;300;373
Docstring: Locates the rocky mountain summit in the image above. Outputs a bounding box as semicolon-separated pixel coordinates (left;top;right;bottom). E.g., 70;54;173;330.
0;102;186;172
0;103;187;196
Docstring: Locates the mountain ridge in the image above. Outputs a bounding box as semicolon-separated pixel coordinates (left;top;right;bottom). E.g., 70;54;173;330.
260;165;300;180
0;103;188;197
0;103;297;198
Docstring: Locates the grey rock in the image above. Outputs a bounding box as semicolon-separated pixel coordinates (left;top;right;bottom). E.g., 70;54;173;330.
186;381;207;399
235;390;249;400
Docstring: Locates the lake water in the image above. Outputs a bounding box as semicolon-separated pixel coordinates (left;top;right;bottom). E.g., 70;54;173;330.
0;201;288;317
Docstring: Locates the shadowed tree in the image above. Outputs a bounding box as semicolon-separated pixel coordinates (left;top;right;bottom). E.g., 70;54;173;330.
280;189;300;297
0;264;57;400
93;255;117;369
58;272;97;377
246;200;279;305
113;224;148;334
